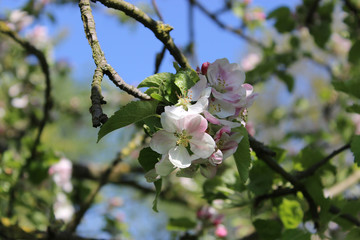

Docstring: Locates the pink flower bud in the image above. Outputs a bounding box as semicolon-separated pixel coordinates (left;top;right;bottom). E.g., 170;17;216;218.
215;224;228;238
212;214;224;225
201;62;210;75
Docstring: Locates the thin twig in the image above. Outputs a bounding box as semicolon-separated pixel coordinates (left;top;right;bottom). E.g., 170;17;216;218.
255;186;360;227
189;0;265;48
66;153;123;233
0;21;53;217
154;45;166;74
296;143;351;179
96;0;191;69
151;0;163;21
248;135;320;229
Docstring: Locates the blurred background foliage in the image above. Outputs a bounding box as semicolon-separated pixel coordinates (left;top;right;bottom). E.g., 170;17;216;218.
1;0;360;239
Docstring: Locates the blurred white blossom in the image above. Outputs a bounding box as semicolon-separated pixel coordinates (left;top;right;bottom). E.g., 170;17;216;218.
49;157;73;193
11;95;29;109
53;192;74;222
8;10;34;31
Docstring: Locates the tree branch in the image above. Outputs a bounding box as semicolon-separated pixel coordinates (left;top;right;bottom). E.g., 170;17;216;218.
248;135;320;229
96;0;191;69
296;143;351;179
0;21;53;217
79;0;150;127
189;0;265;48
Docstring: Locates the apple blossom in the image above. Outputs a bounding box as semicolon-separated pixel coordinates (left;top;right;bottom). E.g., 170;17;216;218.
215;224;228;238
49;157;73;192
150;106;216;168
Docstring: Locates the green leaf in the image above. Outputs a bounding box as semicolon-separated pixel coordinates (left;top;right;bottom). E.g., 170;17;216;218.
351;135;360;166
278;199;304;229
267;6;295;33
309;23;331;48
253;219;282;240
281;229;311;240
248;161;274;196
138;147;160;172
295;146;324;170
138;72;174;88
345;228;360;240
346;104;360;114
277;71;295;92
349;40;360;65
167;217;196;231
332;79;360;99
138;147;162;212
153;179;162;212
174;68;199;96
97;100;158;142
233;126;250;184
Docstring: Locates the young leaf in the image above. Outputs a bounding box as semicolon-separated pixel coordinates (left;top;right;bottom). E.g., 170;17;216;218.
233;126;251;184
346;104;360;114
351;135;360;166
349;40;360;65
97;100;158;142
174;68;199;96
138;72;174;88
278;199;304;229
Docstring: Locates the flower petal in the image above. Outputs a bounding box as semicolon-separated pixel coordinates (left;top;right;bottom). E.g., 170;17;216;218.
168;146;192;168
184;114;208;134
190;132;216;159
150;130;177;154
188;75;207;101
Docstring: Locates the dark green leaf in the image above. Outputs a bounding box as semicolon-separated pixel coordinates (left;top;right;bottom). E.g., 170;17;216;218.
267;7;295;33
253;219;282;240
281;229;311;240
332;79;360;99
346;104;360;114
97;100;158;142
138;147;160;172
351;135;360;166
167;217;196;230
309;23;331;48
248;161;274;196
349;40;360;65
233;126;251;184
138;72;174;88
138;147;162;212
174;68;198;96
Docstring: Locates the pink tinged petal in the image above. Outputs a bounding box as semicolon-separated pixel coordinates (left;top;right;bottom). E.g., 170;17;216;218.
168;146;192;168
209;149;223;165
190;132;216;159
155;155;175;176
242;83;254;96
204;110;221;125
222;141;239;159
150;130;177;154
210;99;236;118
215;224;228;238
200;163;217;179
214;126;231;141
161;106;186;132
188;75;208;101
183;114;208;134
188;97;208;114
218;119;242;129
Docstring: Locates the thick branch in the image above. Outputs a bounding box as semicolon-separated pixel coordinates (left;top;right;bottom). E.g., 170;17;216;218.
96;0;191;69
79;0;150;105
296;143;351;179
189;0;264;48
248;136;320;229
89;67;108;127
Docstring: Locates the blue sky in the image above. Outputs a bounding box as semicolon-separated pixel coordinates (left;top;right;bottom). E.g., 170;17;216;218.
1;0;299;86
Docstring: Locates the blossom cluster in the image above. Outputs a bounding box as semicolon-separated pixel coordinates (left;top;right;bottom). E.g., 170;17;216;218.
149;58;257;179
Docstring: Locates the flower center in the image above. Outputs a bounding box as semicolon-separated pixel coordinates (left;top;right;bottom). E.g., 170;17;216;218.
175;130;192;147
